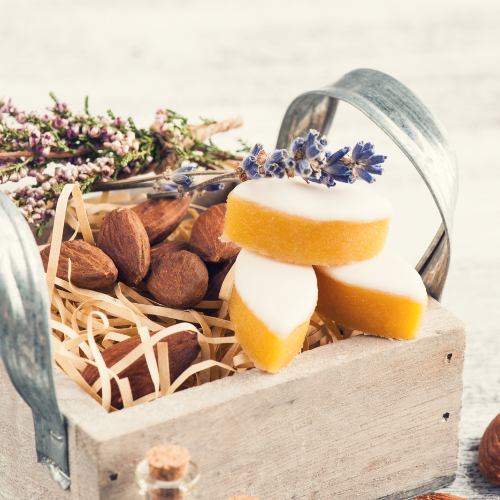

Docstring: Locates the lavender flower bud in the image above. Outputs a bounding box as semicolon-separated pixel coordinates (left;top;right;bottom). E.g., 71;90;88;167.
35;188;45;197
81;125;89;136
132;140;140;151
291;137;305;154
9;173;20;182
270;149;289;162
296;160;312;177
42;182;51;191
146;156;153;164
250;143;263;157
37;200;46;208
26;197;37;206
16;112;27;123
24;204;33;213
306;143;323;160
67;124;80;139
78;173;89;180
111;141;121;152
34;157;45;166
32;213;43;221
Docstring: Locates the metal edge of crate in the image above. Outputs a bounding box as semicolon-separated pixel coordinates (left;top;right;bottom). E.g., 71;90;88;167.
276;67;458;302
0;68;458;491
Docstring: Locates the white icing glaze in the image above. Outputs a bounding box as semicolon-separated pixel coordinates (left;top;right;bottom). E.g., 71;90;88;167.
230;177;393;222
315;249;427;302
234;248;318;339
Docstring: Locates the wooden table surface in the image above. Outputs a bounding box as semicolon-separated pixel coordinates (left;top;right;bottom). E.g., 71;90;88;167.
1;0;500;498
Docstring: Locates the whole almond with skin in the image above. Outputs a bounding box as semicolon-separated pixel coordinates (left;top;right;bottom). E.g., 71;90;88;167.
204;253;238;300
40;240;118;290
132;194;191;246
478;412;500;485
147;250;208;309
98;208;150;286
190;203;240;263
150;240;190;265
82;330;200;409
414;495;468;500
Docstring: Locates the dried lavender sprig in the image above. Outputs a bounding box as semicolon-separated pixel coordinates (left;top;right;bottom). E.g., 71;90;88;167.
178;129;387;193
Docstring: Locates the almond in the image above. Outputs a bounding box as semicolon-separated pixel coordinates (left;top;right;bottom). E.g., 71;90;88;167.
479;412;500;485
147;250;208;309
190;203;240;263
40;240;118;290
204;253;238;300
98;208;150;286
132;194;191;245
150;240;190;265
81;330;200;409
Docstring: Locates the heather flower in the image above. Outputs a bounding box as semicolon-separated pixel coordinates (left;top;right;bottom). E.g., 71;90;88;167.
29;129;41;148
53;116;69;128
88;126;101;138
41;132;54;146
67;124;80;139
113;117;127;127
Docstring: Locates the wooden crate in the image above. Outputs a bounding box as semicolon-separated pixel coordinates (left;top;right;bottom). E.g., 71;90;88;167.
0;297;465;500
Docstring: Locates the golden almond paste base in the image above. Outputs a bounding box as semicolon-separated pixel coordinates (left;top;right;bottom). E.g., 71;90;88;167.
229;287;310;373
223;194;391;266
315;270;427;340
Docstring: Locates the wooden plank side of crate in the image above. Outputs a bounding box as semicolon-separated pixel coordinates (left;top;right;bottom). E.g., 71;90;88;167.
61;298;465;500
0;360;71;500
0;358;107;500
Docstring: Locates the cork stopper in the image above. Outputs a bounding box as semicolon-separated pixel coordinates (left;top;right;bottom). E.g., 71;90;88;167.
146;445;191;481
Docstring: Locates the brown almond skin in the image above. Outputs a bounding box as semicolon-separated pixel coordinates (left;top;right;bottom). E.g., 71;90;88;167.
204;253;238;300
147;250;208;309
98;208;150;286
479;412;500;485
40;240;118;290
132;194;191;246
82;330;200;409
150;240;190;265
190;203;240;263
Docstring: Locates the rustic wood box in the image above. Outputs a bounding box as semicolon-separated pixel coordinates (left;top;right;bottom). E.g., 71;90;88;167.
0;68;462;499
0;297;465;500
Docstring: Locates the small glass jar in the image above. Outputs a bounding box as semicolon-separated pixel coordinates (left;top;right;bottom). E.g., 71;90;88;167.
136;459;200;500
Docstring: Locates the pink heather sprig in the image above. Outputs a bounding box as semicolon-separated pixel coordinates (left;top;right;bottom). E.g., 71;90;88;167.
0;94;241;235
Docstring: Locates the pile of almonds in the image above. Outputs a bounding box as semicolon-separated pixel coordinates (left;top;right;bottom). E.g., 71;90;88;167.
40;195;241;406
41;196;240;309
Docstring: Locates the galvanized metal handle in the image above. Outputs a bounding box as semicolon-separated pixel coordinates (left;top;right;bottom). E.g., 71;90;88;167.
0;192;70;489
276;68;458;301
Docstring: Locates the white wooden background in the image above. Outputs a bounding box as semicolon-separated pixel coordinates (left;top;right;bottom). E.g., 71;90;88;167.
1;0;499;498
